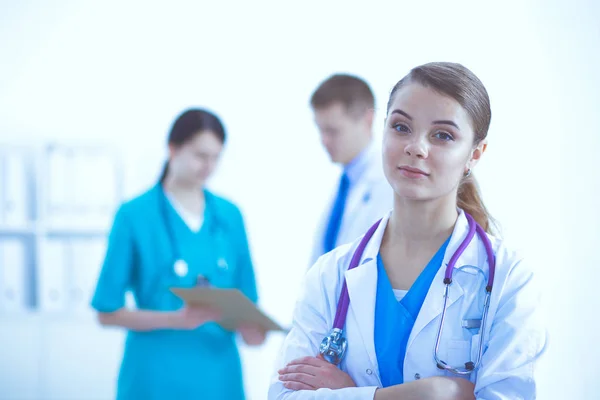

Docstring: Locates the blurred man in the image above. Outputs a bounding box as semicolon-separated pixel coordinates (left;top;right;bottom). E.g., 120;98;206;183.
309;74;392;266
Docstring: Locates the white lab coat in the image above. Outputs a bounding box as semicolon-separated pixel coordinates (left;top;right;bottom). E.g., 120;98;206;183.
310;143;393;266
270;210;546;400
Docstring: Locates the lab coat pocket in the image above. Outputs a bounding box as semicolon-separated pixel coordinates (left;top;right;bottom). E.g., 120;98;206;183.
446;339;471;369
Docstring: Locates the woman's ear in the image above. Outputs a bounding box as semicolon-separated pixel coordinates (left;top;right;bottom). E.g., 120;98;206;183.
468;140;487;169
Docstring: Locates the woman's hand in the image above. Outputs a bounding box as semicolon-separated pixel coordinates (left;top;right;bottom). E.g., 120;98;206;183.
278;355;356;391
170;305;221;330
238;323;267;346
374;377;475;400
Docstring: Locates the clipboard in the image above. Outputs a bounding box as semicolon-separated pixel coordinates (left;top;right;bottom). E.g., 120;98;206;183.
170;287;286;332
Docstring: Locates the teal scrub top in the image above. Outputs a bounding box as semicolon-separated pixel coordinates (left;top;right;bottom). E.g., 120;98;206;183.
374;237;450;387
91;183;258;400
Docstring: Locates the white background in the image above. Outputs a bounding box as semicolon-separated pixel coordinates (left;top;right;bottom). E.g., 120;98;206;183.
0;0;599;399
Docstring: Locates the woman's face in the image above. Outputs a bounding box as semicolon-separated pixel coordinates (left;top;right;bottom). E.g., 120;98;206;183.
168;130;223;187
382;83;485;202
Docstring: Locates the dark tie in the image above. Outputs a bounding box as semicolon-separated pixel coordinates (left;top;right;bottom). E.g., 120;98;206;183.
323;173;350;254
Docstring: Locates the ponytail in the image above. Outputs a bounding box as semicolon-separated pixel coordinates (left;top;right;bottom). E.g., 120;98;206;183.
159;161;169;184
457;174;495;234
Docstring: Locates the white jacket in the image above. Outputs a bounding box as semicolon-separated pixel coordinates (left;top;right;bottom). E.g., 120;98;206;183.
271;210;547;400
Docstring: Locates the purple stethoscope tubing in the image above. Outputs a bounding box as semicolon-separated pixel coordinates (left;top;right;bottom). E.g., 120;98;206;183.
320;212;495;372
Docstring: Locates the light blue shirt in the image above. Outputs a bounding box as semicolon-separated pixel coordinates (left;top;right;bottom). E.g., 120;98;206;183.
343;142;372;190
322;143;374;254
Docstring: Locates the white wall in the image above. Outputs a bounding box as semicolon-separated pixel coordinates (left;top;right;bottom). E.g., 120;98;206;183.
0;0;598;399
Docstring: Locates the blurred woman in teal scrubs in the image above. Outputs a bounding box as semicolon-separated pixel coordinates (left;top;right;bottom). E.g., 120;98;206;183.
91;108;266;400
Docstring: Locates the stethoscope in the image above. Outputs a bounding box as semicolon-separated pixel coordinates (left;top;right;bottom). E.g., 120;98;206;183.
158;185;229;282
319;212;496;376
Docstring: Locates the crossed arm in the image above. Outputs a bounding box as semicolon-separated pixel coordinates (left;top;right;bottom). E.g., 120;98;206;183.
272;254;545;400
278;355;474;400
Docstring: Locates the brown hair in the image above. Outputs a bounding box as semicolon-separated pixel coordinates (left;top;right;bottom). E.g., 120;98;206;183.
387;62;495;233
159;108;226;183
310;74;375;116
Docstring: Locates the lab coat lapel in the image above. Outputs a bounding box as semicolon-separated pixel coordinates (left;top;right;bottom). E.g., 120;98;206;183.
344;212;389;374
406;212;470;350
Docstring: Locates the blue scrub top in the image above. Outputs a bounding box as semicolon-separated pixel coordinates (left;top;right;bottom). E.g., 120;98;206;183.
91;183;258;400
374;237;450;387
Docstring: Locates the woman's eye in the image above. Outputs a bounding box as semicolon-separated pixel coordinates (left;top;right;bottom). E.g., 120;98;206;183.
434;131;454;141
393;123;410;133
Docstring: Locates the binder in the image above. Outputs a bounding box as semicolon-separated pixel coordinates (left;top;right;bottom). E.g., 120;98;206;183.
1;152;31;226
38;239;68;312
0;239;27;312
69;239;106;313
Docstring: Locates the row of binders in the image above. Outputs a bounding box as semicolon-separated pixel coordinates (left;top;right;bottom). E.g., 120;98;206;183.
0;143;122;315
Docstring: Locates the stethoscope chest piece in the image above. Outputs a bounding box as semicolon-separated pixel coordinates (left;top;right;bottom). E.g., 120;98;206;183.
217;257;228;271
173;259;189;277
319;328;347;365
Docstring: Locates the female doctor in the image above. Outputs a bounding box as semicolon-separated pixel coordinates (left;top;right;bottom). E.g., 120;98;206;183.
271;62;546;400
92;108;266;400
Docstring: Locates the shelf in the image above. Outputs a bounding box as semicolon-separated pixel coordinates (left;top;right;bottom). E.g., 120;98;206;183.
0;225;108;238
0;226;36;235
0;309;39;320
0;310;98;324
43;228;108;238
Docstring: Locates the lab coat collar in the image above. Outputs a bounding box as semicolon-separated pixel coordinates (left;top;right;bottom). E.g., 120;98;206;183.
344;210;474;372
343;211;389;378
